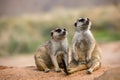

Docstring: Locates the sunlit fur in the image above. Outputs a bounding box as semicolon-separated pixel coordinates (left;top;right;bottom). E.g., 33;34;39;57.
34;28;69;72
63;18;101;74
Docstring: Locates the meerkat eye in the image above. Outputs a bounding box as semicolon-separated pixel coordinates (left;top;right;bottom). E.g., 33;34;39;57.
55;29;61;33
78;18;85;22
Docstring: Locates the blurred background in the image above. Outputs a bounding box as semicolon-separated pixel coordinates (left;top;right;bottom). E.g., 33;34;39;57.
0;0;120;56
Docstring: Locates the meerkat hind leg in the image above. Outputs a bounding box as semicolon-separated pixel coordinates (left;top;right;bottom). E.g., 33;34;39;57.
87;61;100;74
36;59;50;73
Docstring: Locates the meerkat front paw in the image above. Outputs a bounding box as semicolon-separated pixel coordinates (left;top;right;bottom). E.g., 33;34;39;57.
55;68;61;72
44;68;50;73
86;68;93;74
67;68;74;71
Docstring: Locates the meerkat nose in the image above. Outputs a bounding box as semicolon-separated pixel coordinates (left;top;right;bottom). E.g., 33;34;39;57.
63;31;66;35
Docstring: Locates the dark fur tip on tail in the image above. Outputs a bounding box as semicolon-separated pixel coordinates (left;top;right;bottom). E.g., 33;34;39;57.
62;59;70;75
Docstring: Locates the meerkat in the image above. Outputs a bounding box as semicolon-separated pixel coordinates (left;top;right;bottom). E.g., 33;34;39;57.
34;28;69;72
63;18;101;74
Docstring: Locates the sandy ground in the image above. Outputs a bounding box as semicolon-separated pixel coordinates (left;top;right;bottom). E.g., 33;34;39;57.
0;41;120;80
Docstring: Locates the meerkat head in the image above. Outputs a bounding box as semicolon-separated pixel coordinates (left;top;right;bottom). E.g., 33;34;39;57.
74;18;91;31
51;28;68;41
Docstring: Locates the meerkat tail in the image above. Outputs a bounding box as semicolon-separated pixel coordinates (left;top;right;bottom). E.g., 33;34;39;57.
62;59;70;75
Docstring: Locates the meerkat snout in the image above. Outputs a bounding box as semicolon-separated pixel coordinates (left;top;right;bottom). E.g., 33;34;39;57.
62;29;67;35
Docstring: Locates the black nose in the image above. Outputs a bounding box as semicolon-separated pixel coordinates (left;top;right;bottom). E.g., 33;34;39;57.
63;31;66;35
74;23;77;27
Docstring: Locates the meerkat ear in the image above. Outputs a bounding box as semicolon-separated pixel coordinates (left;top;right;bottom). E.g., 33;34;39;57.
51;31;53;37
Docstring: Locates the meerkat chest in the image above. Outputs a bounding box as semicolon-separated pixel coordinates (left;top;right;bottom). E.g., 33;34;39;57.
52;39;68;53
74;31;90;51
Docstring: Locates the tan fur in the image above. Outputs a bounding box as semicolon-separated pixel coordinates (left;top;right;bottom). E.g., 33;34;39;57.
66;18;101;74
34;28;69;72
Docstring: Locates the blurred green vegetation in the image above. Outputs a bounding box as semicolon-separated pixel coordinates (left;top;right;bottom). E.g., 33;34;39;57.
0;5;120;56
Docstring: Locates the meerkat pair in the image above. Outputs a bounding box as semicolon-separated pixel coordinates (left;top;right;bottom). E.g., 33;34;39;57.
34;18;101;74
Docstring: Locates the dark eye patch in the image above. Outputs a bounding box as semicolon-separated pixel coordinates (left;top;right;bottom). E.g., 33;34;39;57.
78;18;85;22
55;29;61;33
